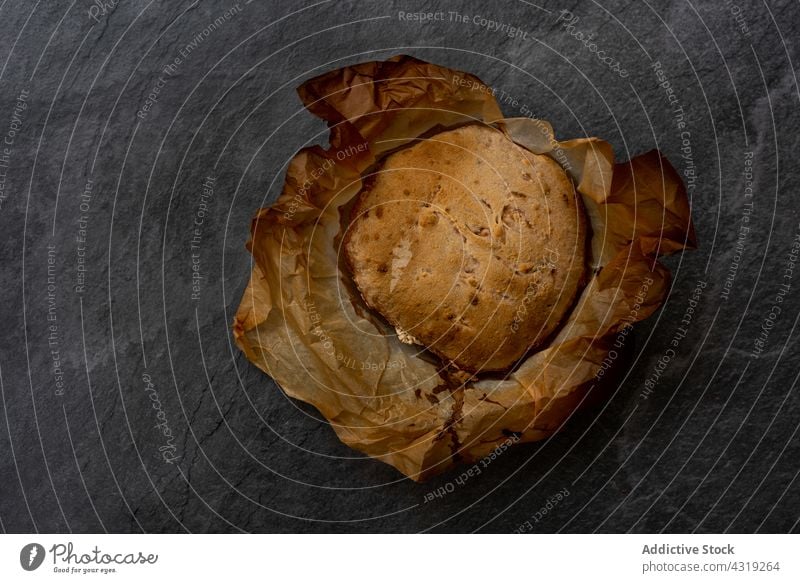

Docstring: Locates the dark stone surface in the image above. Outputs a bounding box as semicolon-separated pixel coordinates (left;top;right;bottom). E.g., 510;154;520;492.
0;0;798;533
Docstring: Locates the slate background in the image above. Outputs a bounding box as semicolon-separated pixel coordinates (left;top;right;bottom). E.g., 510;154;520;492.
0;0;798;533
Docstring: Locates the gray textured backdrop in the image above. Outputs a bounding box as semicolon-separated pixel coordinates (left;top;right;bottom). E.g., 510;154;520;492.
0;0;798;533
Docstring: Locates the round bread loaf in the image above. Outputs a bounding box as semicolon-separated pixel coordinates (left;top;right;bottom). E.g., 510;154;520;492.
343;124;586;372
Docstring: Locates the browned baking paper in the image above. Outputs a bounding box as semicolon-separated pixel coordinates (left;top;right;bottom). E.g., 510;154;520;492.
233;55;696;481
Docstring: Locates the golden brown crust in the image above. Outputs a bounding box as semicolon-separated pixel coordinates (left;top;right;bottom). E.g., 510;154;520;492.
343;124;586;372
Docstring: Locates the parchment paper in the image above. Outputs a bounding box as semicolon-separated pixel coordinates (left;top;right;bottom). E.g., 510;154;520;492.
233;55;697;481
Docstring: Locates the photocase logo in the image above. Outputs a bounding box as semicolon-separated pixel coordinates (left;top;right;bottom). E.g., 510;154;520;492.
20;543;46;571
87;0;120;23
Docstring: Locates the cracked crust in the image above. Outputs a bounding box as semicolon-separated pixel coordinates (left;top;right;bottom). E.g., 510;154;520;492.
343;124;586;372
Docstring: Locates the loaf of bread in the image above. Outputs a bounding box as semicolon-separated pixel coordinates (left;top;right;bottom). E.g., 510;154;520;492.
343;124;586;372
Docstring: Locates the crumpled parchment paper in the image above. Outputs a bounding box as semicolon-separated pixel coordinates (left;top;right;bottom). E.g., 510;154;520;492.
233;55;697;481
